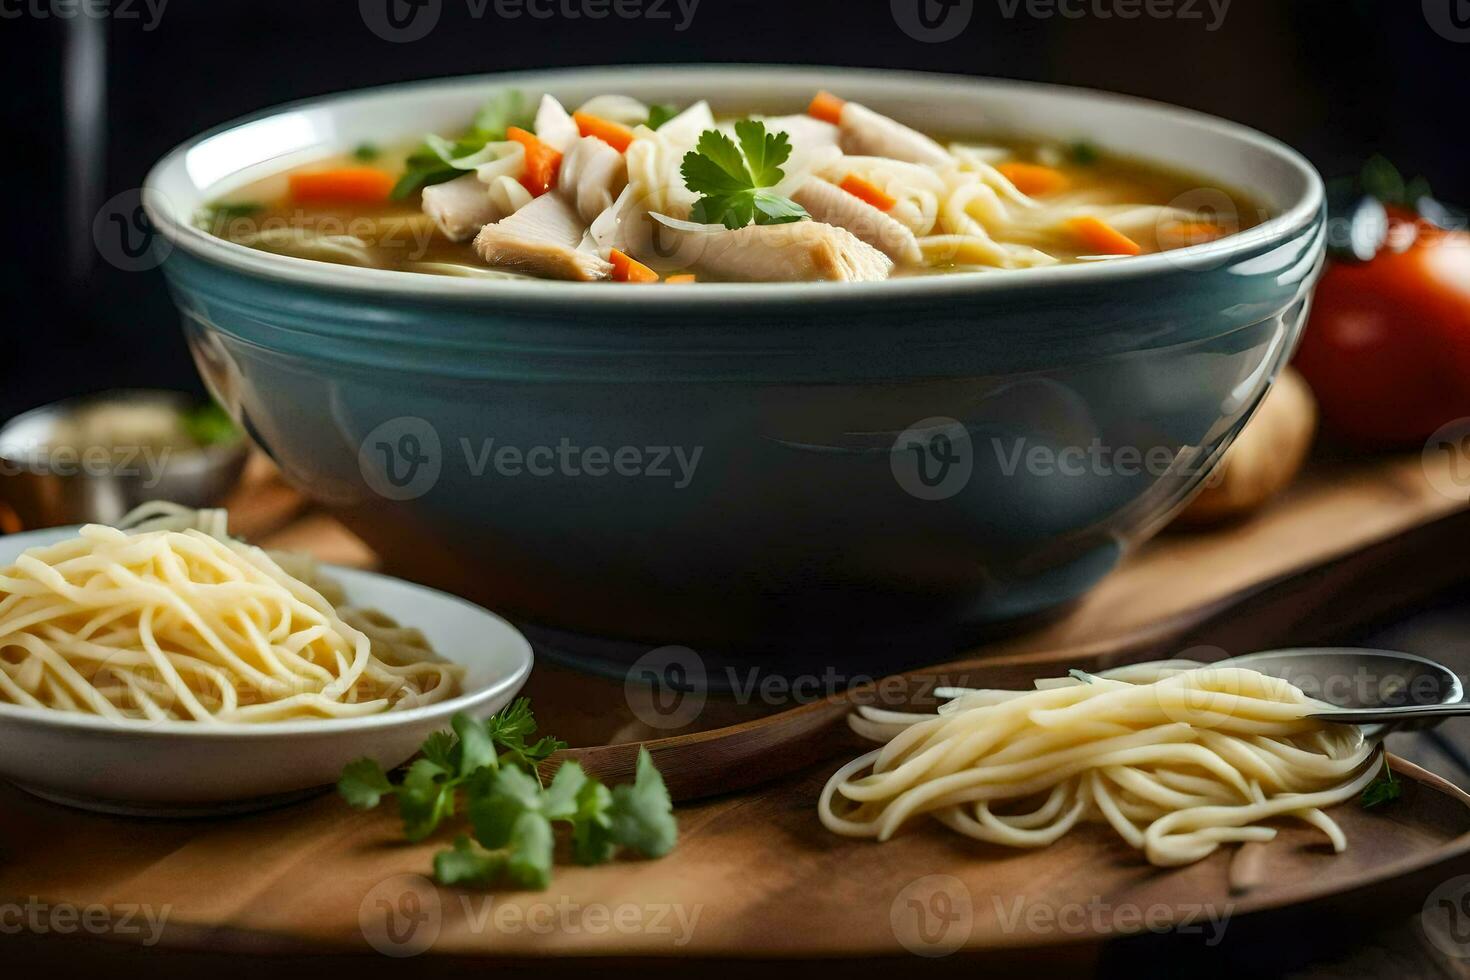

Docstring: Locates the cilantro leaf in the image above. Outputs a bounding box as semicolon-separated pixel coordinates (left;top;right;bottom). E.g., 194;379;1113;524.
646;103;678;131
1360;758;1402;809
390;152;461;200
452;713;497;777
1069;141;1100;166
420;729;456;770
752;191;808;226
607;748;678;858
690;194;753;230
683;130;754;196
398;758;456;842
680;121;809;230
195;202;263;236
487;698;567;773
352;142;380;162
390;90;534;200
338;758;395;810
571;779;616;866
470;90;533;140
541;760;591;820
504;811;555;891
434;835;503;886
337;700;676;892
468;765;544;849
734;120;792;188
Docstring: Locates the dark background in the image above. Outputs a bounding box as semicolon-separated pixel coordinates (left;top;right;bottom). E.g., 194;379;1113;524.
3;0;1467;420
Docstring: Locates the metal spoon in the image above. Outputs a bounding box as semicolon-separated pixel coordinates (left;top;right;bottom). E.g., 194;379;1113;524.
1222;647;1466;730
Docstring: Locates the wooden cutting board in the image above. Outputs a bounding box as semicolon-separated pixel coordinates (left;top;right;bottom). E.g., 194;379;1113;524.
541;450;1470;797
5;449;1470;970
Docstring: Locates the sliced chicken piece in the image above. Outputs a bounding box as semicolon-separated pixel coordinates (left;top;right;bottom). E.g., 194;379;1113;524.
837;102;950;167
533;94;580;153
654;218;892;282
559;136;628;225
421;174;503;242
473;193;612;281
791;177;923;265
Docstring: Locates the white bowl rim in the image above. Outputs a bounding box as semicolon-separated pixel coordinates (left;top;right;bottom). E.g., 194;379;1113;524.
143;64;1325;307
0;525;534;739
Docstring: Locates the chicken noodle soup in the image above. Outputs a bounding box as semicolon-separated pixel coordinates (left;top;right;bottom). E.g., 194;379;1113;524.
202;89;1264;284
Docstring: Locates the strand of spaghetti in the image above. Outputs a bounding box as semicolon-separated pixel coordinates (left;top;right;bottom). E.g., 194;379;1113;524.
0;506;461;723
819;662;1379;868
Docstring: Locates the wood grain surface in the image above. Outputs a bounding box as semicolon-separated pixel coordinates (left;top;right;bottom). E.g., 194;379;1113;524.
7;450;1470;973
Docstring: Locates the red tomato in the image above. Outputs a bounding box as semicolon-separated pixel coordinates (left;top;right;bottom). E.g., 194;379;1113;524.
1293;219;1470;447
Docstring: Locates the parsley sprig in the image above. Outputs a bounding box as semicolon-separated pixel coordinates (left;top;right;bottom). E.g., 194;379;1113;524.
338;699;676;890
1359;756;1403;810
645;103;679;131
681;120;809;230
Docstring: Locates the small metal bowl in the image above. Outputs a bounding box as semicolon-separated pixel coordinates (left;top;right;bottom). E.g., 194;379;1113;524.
0;389;249;530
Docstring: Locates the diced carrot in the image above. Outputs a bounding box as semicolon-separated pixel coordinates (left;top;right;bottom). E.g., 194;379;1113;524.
664;274;697;284
1066;216;1142;256
610;249;659;283
505;126;563;196
572;112;636;153
288;167;394;203
838;174;897;212
1158;221;1227;250
997;162;1069;197
808;91;846;126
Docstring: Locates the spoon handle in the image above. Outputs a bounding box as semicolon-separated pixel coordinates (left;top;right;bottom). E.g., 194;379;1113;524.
1312;702;1470;725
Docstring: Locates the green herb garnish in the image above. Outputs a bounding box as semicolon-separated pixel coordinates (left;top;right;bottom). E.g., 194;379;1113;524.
194;202;263;235
180;402;238;447
1069;141;1101;166
681;120;809;230
352;142;381;162
470;89;533;137
646;103;678;131
339;699;676;890
1360;757;1402;809
390;90;536;200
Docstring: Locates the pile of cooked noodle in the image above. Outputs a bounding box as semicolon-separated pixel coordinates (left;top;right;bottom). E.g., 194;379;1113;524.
0;503;460;723
819;661;1380;866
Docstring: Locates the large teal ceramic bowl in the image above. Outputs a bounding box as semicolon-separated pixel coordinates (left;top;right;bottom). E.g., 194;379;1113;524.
145;66;1325;672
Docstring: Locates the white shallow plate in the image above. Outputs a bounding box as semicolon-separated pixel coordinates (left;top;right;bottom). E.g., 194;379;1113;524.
0;526;534;816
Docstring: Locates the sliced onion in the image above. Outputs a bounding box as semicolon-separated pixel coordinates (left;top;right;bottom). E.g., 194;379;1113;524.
649;212;727;235
575;94;650;126
472;143;526;183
